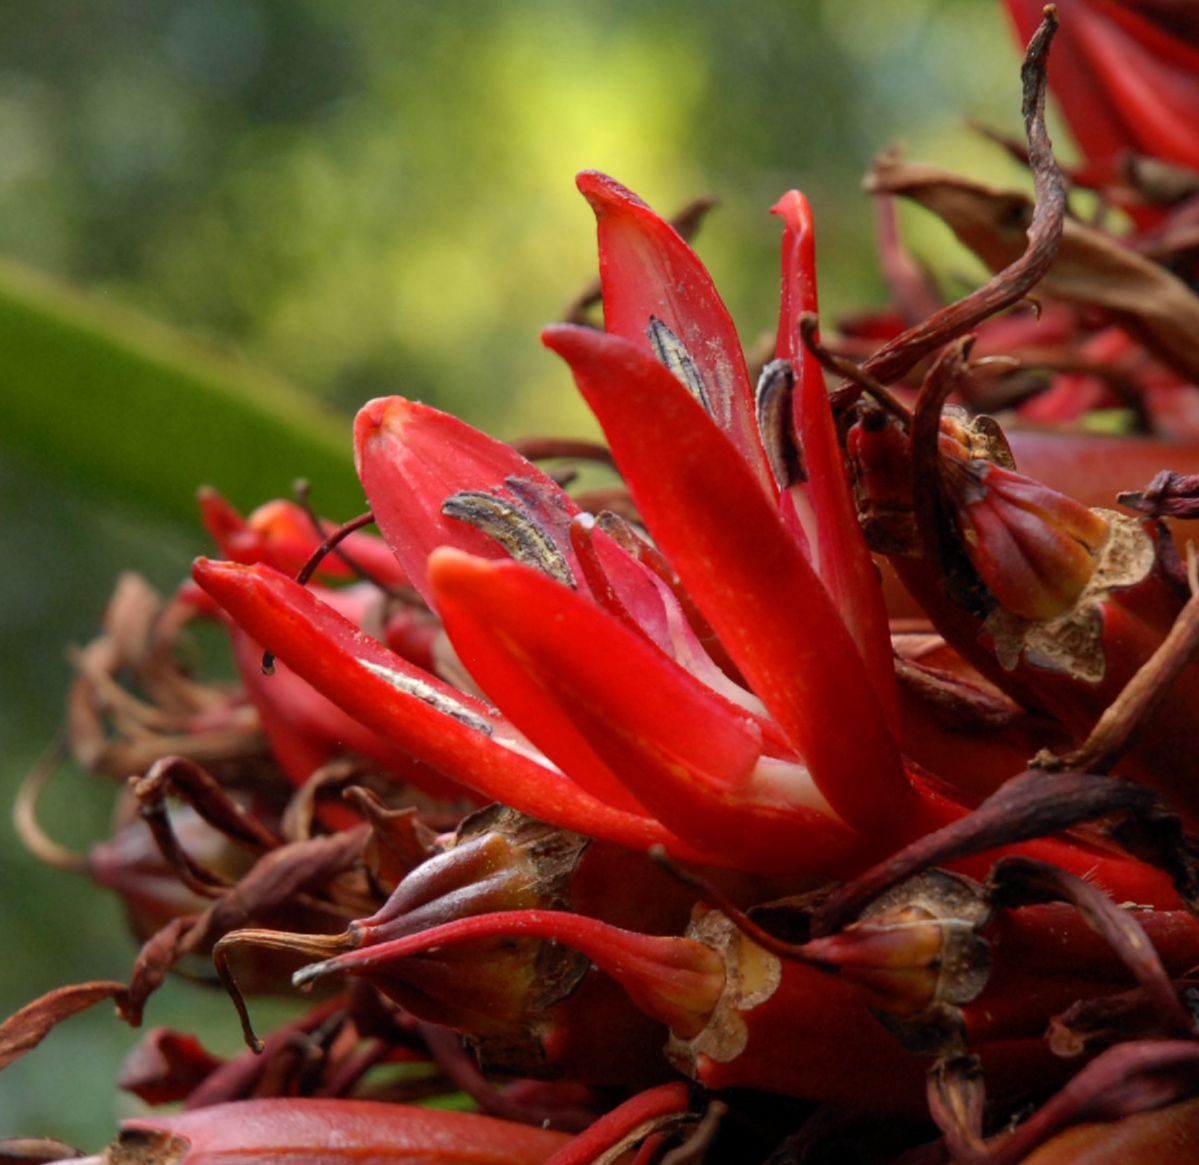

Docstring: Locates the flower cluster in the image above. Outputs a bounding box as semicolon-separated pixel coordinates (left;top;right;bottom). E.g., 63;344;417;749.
9;4;1199;1163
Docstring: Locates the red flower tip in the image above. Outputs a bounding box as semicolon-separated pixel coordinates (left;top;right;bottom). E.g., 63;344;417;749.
574;169;653;216
196;486;245;552
770;189;818;364
353;395;411;494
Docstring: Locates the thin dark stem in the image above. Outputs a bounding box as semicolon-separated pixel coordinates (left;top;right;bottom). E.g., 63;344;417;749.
861;8;1065;387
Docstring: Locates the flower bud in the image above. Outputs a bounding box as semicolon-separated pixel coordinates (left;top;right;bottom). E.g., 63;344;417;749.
942;455;1110;621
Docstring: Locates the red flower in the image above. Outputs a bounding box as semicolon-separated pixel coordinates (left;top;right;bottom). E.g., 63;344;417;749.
195;172;1170;905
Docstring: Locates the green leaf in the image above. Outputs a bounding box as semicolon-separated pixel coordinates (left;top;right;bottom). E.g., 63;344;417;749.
0;258;364;525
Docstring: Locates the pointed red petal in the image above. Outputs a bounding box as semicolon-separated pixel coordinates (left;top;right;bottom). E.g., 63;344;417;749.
767;192;901;728
193;559;699;858
771;190;819;365
577;170;771;490
198;487;248;554
543;324;918;841
772;191;900;731
354;397;580;607
569;515;782;738
431;549;863;874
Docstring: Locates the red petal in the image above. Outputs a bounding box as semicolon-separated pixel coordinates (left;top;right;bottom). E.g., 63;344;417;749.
119;1097;569;1163
198;488;405;586
569;515;783;739
772;192;900;731
431;550;862;874
228;626;467;804
577;171;771;490
193;559;701;859
354;397;580;608
543;325;918;841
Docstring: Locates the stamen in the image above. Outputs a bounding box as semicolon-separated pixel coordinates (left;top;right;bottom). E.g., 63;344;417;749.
442;490;574;586
647;316;712;412
799;314;910;425
754;359;804;489
261;509;378;673
293;480;399;594
358;659;494;736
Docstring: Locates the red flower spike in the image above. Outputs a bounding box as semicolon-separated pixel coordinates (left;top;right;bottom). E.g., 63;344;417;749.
577;170;772;493
542;323;923;842
294;908;726;1042
772;191;900;732
354;396;581;608
430;548;864;874
112;1098;570;1164
193;558;706;860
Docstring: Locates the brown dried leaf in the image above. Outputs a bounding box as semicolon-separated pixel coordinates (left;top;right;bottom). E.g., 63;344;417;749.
0;980;128;1071
123;916;201;1026
861;13;1065;387
1048;984;1197;1058
1120;470;1199;518
133;756;279;855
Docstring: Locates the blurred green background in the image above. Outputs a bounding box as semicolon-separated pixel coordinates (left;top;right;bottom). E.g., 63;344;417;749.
1;0;1042;1147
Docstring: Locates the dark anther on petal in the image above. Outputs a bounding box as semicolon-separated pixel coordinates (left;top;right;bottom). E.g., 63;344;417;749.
647;315;712;413
442;490;575;587
357;659;495;736
755;359;804;489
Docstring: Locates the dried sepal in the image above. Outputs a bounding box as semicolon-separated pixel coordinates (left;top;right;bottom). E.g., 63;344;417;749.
0;981;128;1073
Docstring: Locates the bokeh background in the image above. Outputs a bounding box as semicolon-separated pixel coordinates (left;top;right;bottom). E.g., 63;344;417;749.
1;0;1050;1146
